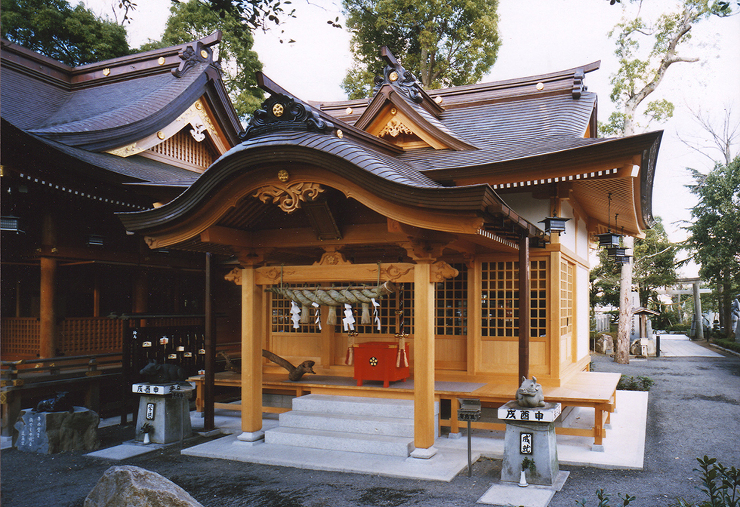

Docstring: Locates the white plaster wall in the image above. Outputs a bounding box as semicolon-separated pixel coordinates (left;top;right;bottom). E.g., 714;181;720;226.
496;193;549;232
558;201;576;252
577;264;590;359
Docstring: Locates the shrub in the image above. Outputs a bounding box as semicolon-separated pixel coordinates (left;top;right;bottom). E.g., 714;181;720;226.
576;489;635;506
617;375;654;391
712;339;740;354
671;456;739;507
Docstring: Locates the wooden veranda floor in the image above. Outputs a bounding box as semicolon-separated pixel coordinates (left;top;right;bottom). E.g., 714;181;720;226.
189;370;620;446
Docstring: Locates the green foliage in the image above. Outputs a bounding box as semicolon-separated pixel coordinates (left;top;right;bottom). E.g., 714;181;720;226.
712;339;740;354
685;157;740;297
590;217;676;311
634;218;679;309
575;489;636;507
341;0;501;98
617;375;654;391
672;456;740;507
140;0;264;121
522;457;536;474
1;0;130;66
603;0;732;136
196;0;295;32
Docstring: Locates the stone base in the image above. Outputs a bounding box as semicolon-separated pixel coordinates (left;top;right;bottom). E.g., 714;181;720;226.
136;395;191;445
501;420;559;486
410;446;438;459
14;407;99;453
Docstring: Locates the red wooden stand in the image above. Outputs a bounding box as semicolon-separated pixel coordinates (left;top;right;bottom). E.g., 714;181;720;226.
353;341;410;388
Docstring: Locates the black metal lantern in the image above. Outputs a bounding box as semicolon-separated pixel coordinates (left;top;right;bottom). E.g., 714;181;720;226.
1;215;23;233
539;216;570;234
596;231;622;247
614;255;631;265
606;247;626;257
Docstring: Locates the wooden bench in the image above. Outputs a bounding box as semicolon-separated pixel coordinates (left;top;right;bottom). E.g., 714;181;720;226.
187;371;620;446
441;372;620;447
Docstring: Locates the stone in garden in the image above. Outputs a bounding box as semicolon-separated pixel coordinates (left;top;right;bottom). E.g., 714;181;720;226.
84;465;204;507
14;407;99;453
595;334;614;354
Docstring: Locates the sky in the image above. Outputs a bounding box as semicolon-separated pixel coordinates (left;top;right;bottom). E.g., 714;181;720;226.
85;0;740;276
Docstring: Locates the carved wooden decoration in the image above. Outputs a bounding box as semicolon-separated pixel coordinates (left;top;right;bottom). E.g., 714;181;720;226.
430;261;459;282
224;267;242;285
379;118;414;138
253;182;324;213
314;250;351;266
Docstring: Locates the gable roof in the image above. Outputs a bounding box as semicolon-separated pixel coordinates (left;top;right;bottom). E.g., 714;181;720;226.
1;32;242;188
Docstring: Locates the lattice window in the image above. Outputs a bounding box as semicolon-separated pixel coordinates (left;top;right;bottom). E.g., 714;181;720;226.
435;263;468;336
145;128;216;173
481;260;547;338
560;260;574;336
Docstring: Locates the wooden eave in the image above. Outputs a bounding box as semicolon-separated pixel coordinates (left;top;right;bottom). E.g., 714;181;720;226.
117;133;546;251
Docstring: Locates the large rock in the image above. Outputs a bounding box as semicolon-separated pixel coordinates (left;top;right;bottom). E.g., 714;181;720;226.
14;407;99;453
84;465;204;507
595;334;614;354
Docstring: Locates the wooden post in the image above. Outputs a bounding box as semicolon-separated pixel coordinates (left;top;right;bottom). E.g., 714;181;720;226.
411;260;437;458
204;253;215;430
518;234;531;381
239;265;264;441
39;256;57;358
39;214;57;358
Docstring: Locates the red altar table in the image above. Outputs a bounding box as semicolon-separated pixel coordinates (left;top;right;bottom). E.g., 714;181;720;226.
353;341;410;388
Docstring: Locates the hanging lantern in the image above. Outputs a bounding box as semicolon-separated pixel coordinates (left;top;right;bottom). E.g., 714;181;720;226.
614;255;631;265
596;231;621;247
606;247;627;257
539;216;570;234
0;215;23;233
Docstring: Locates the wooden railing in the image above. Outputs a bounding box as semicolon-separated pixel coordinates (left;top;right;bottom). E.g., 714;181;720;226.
1;316;205;360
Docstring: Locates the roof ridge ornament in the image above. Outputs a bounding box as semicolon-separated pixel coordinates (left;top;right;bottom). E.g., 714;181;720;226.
172;41;212;78
240;93;335;141
572;68;587;99
372;47;423;104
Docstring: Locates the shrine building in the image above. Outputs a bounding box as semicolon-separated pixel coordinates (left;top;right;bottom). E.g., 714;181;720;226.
116;46;661;455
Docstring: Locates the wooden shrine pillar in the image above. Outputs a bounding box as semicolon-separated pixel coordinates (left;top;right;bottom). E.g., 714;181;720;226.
204;253;215;431
239;265;264;441
411;259;437;458
39;214;57;358
518;234;531;381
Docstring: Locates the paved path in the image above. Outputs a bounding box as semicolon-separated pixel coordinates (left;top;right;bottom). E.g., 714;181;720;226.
656;334;724;358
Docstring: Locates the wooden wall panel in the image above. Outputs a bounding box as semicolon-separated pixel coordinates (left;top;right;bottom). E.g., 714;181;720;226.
435;336;466;370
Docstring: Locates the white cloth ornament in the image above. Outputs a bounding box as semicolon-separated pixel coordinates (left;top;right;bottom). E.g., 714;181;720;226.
312;302;322;331
342;303;355;331
290;301;301;329
372;298;381;331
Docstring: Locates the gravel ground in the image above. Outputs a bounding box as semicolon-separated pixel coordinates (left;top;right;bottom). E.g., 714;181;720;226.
2;342;738;507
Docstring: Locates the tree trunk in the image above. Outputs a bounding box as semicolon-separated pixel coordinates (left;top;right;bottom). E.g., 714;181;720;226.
615;236;633;364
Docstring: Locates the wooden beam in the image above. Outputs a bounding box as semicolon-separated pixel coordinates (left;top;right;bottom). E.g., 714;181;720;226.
255;262;416;285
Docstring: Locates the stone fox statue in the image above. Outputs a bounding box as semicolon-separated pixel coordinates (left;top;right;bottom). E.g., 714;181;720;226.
516;376;546;408
218;351;315;381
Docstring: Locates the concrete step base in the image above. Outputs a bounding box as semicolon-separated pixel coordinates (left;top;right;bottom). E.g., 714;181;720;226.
265;426;414;457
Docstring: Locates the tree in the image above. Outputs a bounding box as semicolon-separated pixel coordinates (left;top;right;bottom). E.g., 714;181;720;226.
341;0;501;99
685;157;740;338
182;0;295;32
633;218;678;308
590;217;678;312
601;0;733;138
1;0;130;66
599;0;732;363
139;0;264;121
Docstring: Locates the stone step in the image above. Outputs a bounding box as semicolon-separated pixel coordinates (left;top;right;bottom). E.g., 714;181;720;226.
278;410;415;438
291;394;430;419
264;426;414;457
